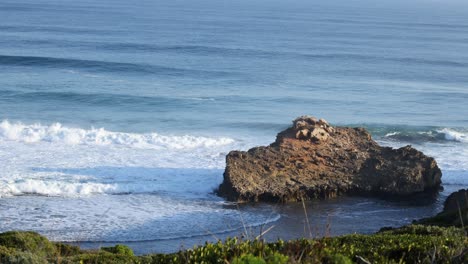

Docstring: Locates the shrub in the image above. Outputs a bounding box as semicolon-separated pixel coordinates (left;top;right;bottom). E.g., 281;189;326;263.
101;244;135;256
55;243;82;257
66;251;139;264
0;245;49;264
232;254;266;264
0;231;56;259
325;253;353;264
264;252;289;264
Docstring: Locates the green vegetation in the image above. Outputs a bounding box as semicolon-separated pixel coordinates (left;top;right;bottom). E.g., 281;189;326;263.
416;207;468;231
0;225;466;263
0;231;56;259
101;245;135;257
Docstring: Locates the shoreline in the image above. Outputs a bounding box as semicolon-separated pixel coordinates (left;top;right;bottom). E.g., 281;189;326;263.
0;172;462;256
0;187;466;263
66;186;458;255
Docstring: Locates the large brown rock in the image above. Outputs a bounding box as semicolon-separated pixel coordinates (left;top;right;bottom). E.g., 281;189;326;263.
217;115;442;202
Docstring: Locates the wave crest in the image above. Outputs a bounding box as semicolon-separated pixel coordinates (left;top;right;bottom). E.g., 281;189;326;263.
0;120;235;149
1;180;117;197
383;128;468;144
437;128;468;143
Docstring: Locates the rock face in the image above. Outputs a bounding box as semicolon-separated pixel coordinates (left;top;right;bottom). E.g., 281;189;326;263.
415;189;468;227
443;189;468;213
217;116;442;202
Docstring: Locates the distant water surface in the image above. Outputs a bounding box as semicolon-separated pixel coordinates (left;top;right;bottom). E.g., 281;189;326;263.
0;0;467;254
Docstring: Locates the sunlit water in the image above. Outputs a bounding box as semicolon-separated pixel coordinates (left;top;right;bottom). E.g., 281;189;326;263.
0;0;467;254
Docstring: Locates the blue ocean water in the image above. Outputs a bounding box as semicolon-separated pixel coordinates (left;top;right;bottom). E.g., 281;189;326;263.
0;0;467;253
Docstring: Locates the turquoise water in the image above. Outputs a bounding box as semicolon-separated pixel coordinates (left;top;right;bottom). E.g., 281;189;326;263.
0;0;467;253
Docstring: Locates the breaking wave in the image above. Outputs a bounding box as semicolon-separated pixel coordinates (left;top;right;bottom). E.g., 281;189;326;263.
383;128;468;144
0;120;235;149
438;128;468;143
1;180;117;197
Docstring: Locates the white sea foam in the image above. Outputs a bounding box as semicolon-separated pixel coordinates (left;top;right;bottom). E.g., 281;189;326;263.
0;120;247;198
2;180;117;196
0;167;225;197
437;128;468;143
0;120;234;149
383;128;468;144
0;194;280;242
0;119;277;242
384;131;400;137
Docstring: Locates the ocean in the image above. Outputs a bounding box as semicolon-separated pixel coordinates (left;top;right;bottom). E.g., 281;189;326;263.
0;0;467;254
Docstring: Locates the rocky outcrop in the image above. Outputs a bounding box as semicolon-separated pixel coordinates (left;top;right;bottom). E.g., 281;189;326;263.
217;115;442;202
415;189;468;228
444;189;468;213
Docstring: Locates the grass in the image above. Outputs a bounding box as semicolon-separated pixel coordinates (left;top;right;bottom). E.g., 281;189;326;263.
0;224;466;263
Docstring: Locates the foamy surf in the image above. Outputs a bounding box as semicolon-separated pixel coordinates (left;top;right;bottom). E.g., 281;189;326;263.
0;120;235;149
437;128;468;143
0;168;225;197
0;120;282;242
383;128;468;144
1;179;116;197
0;120;246;198
0;120;466;244
0;194;281;242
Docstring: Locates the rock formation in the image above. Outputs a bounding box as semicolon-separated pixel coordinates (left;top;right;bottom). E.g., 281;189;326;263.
443;189;468;213
415;189;468;227
217;115;442;202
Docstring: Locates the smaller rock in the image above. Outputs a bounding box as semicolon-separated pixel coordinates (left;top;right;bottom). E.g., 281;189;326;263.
292;116;331;141
294;115;317;126
414;189;468;228
324;126;335;134
295;129;310;140
443;189;468;213
310;127;329;141
318;118;329;126
294;120;308;130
